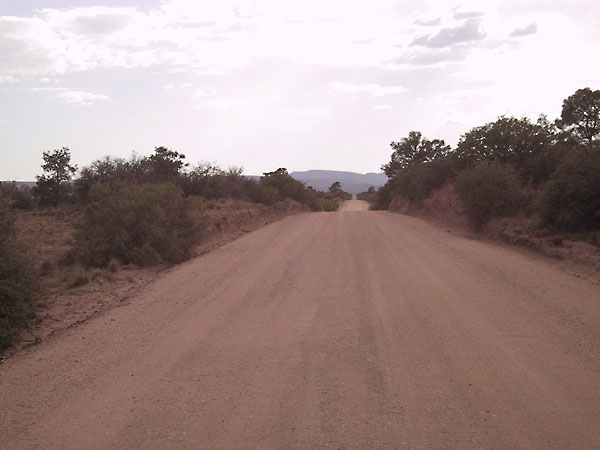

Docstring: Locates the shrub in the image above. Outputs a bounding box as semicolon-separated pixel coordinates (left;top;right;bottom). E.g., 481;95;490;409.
0;195;39;351
0;182;34;210
318;198;339;212
540;151;600;232
454;162;525;227
75;182;201;267
245;181;280;205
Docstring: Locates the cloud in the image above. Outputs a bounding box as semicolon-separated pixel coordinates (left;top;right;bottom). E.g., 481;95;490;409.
411;19;486;48
509;23;538;37
414;18;441;26
397;47;468;67
453;11;484;20
330;81;406;97
282;109;330;116
0;75;18;84
352;38;373;45
374;104;391;110
56;90;111;105
198;98;246;109
164;82;194;90
25;86;65;92
68;13;133;35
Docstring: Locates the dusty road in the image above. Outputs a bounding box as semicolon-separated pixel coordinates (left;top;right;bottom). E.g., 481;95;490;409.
2;200;600;449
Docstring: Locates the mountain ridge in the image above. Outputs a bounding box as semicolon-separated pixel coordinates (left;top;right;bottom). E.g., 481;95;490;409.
289;170;387;195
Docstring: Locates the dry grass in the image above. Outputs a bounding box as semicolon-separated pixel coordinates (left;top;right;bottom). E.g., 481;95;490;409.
13;207;79;293
5;198;307;355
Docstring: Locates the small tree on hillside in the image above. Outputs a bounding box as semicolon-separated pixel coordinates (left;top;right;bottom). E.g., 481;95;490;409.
329;181;343;194
33;147;78;206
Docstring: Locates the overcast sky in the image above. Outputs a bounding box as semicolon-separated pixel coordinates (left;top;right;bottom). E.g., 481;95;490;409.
1;0;599;180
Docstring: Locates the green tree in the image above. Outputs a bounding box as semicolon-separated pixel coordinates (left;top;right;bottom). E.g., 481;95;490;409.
453;116;555;178
556;87;600;148
329;181;343;194
382;131;451;178
540;150;600;231
148;146;188;182
33;147;78;206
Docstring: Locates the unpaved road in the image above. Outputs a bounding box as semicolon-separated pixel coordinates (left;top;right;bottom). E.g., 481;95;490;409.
2;200;600;449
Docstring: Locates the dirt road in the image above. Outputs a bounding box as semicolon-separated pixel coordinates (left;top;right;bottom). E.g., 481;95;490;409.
2;200;600;449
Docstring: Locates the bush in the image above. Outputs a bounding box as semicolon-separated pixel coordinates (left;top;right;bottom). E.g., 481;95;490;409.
0;195;39;351
0;182;34;210
454;162;525;227
540;151;600;232
245;181;280;205
75;182;201;267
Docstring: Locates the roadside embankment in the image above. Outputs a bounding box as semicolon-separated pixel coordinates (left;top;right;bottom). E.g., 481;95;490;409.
387;183;600;275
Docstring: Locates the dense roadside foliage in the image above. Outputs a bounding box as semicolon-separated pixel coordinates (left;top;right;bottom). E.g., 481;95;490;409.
369;87;600;234
0;194;40;351
1;148;349;349
76;182;198;267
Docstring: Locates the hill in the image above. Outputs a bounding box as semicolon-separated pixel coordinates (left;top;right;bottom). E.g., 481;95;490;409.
290;170;387;195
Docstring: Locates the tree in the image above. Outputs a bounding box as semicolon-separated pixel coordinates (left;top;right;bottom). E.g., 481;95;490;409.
147;146;188;182
453;116;555;179
382;131;451;178
33;147;78;206
329;181;343;194
556;87;600;148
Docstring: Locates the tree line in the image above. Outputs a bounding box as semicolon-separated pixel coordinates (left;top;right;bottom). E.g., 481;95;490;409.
368;87;600;232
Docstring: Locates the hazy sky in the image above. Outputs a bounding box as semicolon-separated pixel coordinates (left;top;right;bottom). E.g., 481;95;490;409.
1;0;599;180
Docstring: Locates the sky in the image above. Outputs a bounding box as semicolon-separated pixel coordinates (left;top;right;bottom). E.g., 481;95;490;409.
1;0;599;180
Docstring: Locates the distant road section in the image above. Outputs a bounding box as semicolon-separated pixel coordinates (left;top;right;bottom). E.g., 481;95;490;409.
339;199;369;211
2;202;600;449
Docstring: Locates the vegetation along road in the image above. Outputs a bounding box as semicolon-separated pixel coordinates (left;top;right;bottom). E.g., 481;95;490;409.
1;200;600;449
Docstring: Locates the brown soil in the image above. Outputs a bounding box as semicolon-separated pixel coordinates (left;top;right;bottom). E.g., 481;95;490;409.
2;200;600;449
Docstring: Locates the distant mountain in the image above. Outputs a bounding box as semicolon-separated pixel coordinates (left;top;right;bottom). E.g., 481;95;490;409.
290;170;387;195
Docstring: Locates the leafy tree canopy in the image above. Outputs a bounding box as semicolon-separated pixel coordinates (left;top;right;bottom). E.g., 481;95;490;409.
454;116;555;170
34;147;78;206
556;87;600;147
382;131;451;178
148;146;188;181
329;181;343;194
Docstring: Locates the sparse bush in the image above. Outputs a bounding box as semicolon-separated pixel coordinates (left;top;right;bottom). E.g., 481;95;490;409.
540;151;600;232
75;182;200;267
0;195;40;351
454;162;525;227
